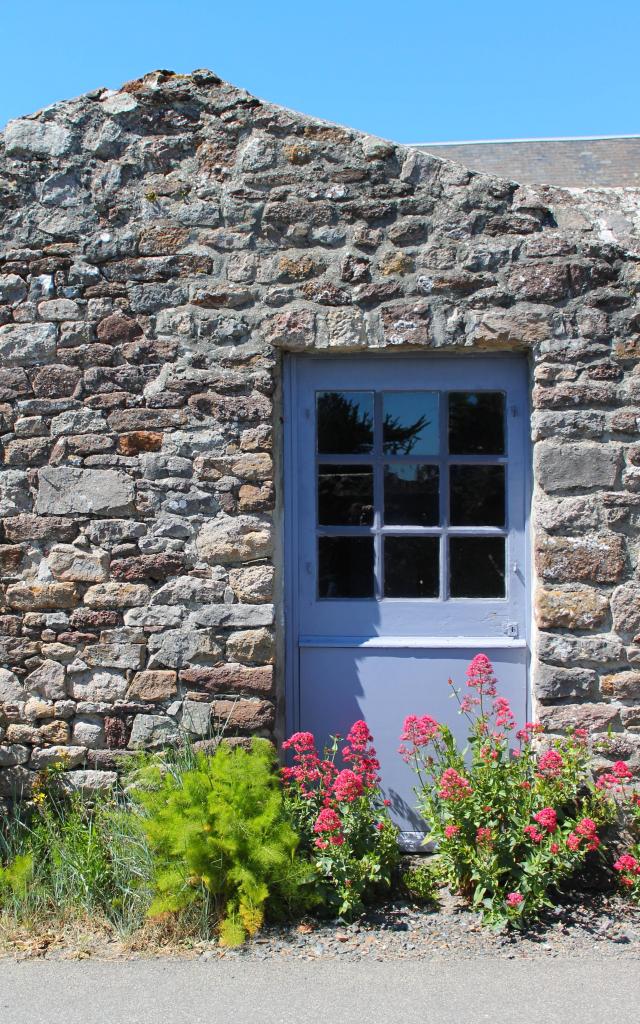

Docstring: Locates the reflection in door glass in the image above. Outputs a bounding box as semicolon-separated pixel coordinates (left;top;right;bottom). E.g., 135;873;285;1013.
318;465;374;525
382;392;439;455
384;464;439;526
317;391;374;454
318;536;375;598
384;536;439;598
449;465;505;527
448;392;505;454
449;537;506;598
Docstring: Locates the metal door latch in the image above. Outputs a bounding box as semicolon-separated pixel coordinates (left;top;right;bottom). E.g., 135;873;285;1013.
503;622;519;638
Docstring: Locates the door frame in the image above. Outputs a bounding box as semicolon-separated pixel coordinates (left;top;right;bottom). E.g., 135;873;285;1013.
283;351;533;741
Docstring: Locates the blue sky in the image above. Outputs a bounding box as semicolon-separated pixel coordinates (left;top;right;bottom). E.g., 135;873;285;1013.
1;0;639;141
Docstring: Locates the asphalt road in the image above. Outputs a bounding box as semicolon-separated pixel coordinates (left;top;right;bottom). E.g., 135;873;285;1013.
1;958;639;1024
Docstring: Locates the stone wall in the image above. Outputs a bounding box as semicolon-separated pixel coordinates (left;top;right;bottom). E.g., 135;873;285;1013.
0;69;639;795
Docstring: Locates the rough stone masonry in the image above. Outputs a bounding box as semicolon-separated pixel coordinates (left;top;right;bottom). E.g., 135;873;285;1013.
0;69;639;797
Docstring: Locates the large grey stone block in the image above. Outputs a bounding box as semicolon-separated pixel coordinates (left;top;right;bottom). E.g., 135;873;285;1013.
68;670;128;703
196;515;272;566
535;664;597;701
36;466;135;516
5;119;73;157
537;632;625;666
534;441;620;493
0;471;32;517
24;660;67;700
0;323;57;366
129;714;179;749
0;668;25;703
611;583;640;640
188;604;275;628
61;770;118;795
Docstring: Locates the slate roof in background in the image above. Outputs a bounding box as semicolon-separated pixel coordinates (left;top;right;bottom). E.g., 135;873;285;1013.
412;136;640;187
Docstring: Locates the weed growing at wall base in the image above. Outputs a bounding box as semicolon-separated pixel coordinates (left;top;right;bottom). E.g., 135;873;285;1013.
0;761;152;935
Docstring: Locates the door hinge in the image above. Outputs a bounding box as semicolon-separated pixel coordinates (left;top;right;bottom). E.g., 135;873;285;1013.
510;404;519;418
503;622;519;638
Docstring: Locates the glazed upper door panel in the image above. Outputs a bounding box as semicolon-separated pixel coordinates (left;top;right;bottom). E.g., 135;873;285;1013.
294;356;529;640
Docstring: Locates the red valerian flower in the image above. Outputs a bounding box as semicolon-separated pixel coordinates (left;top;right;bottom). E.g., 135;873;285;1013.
516;721;543;744
332;768;364;803
567;818;600;853
524;824;544;844
494;697;516;731
597;761;633;791
613;854;640;876
438;768;472;802
282;731;316;753
476;826;493;846
533;807;558;834
596;773;620;791
550;842;560;855
466;653;498;699
480;744;499;762
576;817;600;851
444;824;460;839
343;720;381;788
536;749;564;779
399;714;441;761
313;807;344;848
506;892;524;908
566;831;581;852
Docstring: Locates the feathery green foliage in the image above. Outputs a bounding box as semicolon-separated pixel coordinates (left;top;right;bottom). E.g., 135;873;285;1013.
131;739;316;946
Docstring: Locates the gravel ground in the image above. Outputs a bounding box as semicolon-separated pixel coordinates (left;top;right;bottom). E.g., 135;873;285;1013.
2;888;639;962
212;889;640;962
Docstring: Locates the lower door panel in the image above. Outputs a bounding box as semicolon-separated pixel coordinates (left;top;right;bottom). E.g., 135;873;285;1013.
299;644;528;835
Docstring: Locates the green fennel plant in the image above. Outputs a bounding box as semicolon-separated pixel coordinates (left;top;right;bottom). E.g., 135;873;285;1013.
131;738;315;946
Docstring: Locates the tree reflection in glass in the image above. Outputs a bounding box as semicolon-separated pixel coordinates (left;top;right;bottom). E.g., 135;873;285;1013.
383;392;439;455
316;392;374;454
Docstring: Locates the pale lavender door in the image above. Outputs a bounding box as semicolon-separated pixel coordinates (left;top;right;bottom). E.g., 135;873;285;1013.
284;355;530;841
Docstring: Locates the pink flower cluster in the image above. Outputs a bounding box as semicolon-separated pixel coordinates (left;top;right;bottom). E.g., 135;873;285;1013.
282;720;386;851
399;714;441;761
444;824;460;839
533;807;558;834
332;769;363;803
313;808;344;849
438;767;472;803
536;750;564;779
613;854;640;888
566;817;600;853
524;809;559;846
476;826;493;846
515;721;543;744
494;697;516;731
596;760;633;792
524;824;544;844
281;731;337;798
342;720;381;788
506;892;524;908
466;653;497;700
